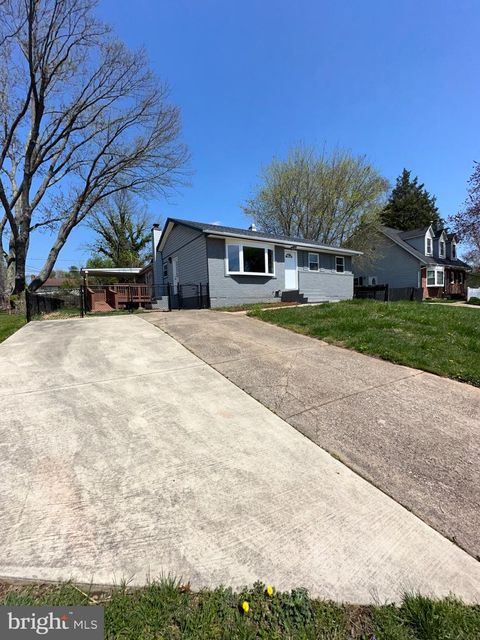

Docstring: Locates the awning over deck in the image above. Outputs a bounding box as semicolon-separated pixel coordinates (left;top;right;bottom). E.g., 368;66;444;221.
80;267;143;278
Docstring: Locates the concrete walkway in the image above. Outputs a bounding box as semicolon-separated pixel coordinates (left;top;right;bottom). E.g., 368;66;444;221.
146;310;480;561
1;316;479;603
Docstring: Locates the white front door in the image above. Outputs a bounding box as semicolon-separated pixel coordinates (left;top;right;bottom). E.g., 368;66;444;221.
284;250;298;290
172;256;179;293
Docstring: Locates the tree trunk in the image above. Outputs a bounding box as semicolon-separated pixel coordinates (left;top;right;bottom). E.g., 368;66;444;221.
10;235;28;315
0;254;8;311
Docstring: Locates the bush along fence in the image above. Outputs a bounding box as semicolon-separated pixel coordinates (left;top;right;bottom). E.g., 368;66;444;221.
25;290;74;321
354;284;422;302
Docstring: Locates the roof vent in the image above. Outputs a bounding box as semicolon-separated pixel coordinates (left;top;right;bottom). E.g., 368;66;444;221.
249;223;257;231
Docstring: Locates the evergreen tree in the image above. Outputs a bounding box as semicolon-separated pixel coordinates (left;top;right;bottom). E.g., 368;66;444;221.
381;169;442;231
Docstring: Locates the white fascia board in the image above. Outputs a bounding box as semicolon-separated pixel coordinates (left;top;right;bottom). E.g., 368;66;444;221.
207;232;363;256
158;220;175;252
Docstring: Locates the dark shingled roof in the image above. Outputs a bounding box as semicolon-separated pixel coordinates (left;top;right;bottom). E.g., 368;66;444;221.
399;227;430;240
381;226;470;269
164;218;361;254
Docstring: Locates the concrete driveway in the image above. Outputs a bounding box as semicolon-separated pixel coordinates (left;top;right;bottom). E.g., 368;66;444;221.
1;315;479;603
146;310;480;561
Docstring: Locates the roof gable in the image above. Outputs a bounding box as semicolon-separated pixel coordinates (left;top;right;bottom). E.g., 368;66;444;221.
379;226;470;269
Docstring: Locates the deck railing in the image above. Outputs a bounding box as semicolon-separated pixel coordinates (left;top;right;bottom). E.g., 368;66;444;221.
86;284;153;311
445;282;465;296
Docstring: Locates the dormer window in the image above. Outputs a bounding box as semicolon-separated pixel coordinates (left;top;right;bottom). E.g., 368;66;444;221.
426;237;432;255
452;243;456;259
440;240;445;258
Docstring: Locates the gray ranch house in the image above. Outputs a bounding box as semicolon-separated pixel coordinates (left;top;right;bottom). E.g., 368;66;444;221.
354;225;470;299
151;218;361;309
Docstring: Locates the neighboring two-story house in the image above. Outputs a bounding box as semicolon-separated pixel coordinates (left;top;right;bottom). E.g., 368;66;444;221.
354;225;470;299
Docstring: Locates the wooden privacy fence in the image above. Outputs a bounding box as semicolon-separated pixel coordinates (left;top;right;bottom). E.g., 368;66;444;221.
467;287;480;301
26;291;64;320
354;284;422;302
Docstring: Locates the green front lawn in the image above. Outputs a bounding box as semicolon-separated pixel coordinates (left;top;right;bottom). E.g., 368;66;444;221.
214;301;298;312
249;300;480;386
0;313;26;343
1;580;479;639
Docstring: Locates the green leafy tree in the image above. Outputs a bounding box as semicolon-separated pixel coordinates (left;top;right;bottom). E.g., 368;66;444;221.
381;169;442;231
88;192;153;267
243;146;389;246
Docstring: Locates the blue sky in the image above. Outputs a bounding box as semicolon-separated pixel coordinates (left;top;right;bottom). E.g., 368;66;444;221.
28;0;480;272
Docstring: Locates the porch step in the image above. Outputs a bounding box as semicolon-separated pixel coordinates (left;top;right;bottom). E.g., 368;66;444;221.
92;301;114;312
281;290;308;304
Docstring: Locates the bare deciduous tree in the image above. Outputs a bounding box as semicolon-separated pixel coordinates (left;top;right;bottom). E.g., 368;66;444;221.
452;161;480;268
0;0;188;311
243;146;389;246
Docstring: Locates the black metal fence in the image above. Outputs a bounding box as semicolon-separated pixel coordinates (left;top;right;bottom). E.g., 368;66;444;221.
354;284;422;302
24;281;210;321
169;283;210;310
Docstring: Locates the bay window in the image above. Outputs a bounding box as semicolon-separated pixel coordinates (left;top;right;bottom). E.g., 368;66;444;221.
426;267;444;287
226;242;275;276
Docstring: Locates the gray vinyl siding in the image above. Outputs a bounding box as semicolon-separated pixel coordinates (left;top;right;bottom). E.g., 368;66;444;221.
162;224;208;286
297;250;353;301
355;236;421;288
405;235;425;254
207;238;284;307
207;239;354;307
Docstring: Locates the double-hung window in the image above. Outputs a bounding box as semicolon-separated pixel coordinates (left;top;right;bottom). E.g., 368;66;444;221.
335;256;345;273
427;268;444;286
440;241;445;258
226;242;275;276
308;253;319;271
426;237;433;255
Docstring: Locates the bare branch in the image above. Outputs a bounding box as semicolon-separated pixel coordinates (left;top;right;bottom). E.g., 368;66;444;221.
0;0;189;295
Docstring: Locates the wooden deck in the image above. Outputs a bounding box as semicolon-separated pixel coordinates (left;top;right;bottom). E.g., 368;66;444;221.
86;285;152;312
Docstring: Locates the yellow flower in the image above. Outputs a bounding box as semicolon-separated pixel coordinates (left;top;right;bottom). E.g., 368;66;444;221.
242;601;250;613
266;585;274;597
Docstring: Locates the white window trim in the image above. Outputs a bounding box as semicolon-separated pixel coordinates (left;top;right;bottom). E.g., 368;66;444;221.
425;236;433;256
335;255;345;273
308;252;319;271
426;266;444;287
451;242;457;259
439;240;446;258
225;239;275;277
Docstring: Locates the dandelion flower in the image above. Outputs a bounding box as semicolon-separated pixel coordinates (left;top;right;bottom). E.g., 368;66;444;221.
242;601;250;613
266;585;274;597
